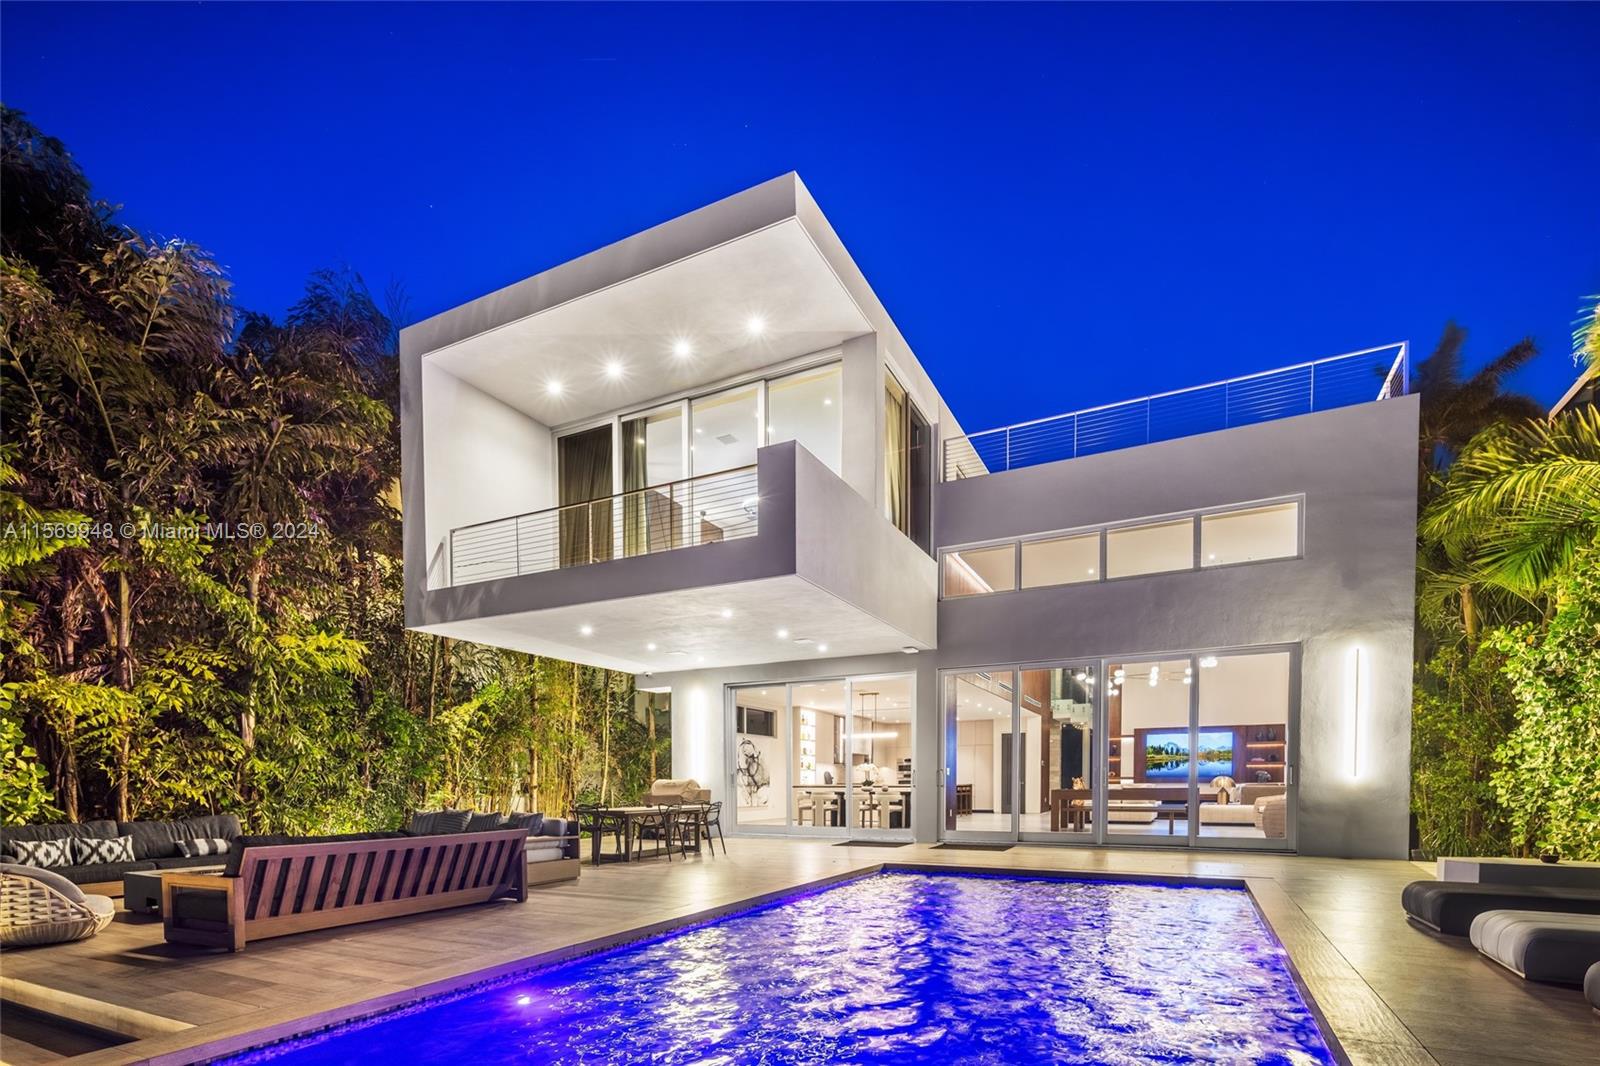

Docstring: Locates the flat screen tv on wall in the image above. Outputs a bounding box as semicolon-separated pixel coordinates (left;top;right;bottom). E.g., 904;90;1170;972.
1143;730;1235;780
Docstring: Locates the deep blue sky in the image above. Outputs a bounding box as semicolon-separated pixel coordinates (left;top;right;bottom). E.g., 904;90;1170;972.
3;2;1596;429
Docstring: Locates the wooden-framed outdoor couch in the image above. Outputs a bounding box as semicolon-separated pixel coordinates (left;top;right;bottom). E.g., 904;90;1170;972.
163;828;530;951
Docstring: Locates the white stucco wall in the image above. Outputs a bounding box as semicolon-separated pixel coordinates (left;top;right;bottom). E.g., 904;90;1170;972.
421;362;554;589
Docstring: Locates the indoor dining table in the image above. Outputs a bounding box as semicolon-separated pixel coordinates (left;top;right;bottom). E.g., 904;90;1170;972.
791;784;911;829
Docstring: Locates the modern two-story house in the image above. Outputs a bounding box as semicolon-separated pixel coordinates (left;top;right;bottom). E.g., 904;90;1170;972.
401;174;1418;859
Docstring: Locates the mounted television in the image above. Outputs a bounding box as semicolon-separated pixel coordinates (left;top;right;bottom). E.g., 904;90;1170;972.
1143;729;1235;780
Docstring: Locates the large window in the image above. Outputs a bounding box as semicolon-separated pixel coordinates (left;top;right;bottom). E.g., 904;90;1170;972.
885;371;932;554
1106;519;1193;578
1201;502;1300;566
943;544;1016;597
767;364;842;475
1022;532;1100;588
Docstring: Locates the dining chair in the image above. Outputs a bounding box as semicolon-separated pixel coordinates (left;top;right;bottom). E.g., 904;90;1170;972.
694;801;726;856
573;803;625;862
633;804;675;862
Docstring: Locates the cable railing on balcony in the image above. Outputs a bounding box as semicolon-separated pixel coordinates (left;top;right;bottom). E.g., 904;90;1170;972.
942;343;1408;481
447;465;759;587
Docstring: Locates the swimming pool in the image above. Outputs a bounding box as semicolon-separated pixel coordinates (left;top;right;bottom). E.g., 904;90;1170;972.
220;870;1334;1065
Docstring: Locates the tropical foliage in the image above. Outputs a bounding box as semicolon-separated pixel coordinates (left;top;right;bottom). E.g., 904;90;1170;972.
1411;303;1600;861
0;108;666;832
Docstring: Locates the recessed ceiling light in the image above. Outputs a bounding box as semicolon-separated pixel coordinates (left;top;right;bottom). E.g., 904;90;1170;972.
646;642;657;651
817;643;829;653
776;628;789;639
746;315;766;336
546;380;564;397
823;397;833;406
900;646;918;654
672;339;692;359
720;608;733;619
579;624;593;636
605;360;624;380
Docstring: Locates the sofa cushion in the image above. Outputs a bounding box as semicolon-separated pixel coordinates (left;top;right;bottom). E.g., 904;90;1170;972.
175;837;232;858
121;815;242;861
1402;880;1600;935
506;812;544;834
1586;961;1600;1010
72;835;135;866
57;859;159;884
1470;910;1600;984
1;819;118;863
13;838;75;868
465;812;508;833
406;809;472;836
152;854;231;871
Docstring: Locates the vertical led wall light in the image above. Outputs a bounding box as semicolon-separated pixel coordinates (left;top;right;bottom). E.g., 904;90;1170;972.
1346;646;1368;780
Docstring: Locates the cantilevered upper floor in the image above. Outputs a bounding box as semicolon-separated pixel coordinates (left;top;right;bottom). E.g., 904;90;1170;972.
399;174;952;672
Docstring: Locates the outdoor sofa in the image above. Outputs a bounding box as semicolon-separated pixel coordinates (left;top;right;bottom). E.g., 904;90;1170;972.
1401;880;1600;935
0;815;242;896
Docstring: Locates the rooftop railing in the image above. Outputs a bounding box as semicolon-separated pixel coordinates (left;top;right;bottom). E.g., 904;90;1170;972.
942;343;1408;481
447;465;758;587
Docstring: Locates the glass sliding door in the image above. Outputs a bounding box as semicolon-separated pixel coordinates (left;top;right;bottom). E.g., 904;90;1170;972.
729;685;788;832
846;674;915;838
1024;664;1098;840
1194;650;1293;847
766;363;842;475
790;680;848;836
942;670;1016;837
621;404;685;556
1103;657;1195;843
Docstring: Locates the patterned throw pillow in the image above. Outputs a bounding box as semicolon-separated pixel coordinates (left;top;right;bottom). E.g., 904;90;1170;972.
13;838;74;868
506;812;544;834
175;837;232;858
465;812;507;833
71;835;136;865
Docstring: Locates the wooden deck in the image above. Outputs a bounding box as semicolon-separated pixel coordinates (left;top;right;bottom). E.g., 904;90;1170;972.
1;839;1595;1065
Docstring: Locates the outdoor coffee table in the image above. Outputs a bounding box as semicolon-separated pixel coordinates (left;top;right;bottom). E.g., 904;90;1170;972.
123;866;226;915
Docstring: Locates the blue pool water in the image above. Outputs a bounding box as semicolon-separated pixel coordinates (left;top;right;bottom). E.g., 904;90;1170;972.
222;872;1334;1065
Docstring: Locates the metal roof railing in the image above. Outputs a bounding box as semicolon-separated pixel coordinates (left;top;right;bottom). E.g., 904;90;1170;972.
942;343;1408;481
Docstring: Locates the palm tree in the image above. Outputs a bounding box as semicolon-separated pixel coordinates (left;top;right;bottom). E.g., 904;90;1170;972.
1422;407;1600;603
1414;324;1545;493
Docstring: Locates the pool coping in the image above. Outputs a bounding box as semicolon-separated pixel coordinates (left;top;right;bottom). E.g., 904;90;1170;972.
87;862;1361;1066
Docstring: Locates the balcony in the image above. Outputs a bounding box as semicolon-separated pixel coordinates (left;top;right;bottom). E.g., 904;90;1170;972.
447;466;759;588
942;343;1409;481
408;442;936;673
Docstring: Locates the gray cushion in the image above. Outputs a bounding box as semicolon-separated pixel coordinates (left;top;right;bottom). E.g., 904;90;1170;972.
1586;962;1600;1009
506;812;544;834
1471;910;1600;984
407;809;471;835
72;835;135;866
465;812;508;833
151;854;231;871
57;859;159;883
120;815;242;860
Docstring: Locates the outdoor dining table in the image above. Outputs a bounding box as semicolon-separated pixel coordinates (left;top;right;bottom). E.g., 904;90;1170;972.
582;803;709;864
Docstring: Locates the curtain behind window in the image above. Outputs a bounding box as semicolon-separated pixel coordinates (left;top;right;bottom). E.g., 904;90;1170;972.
558;426;613;566
884;377;907;531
